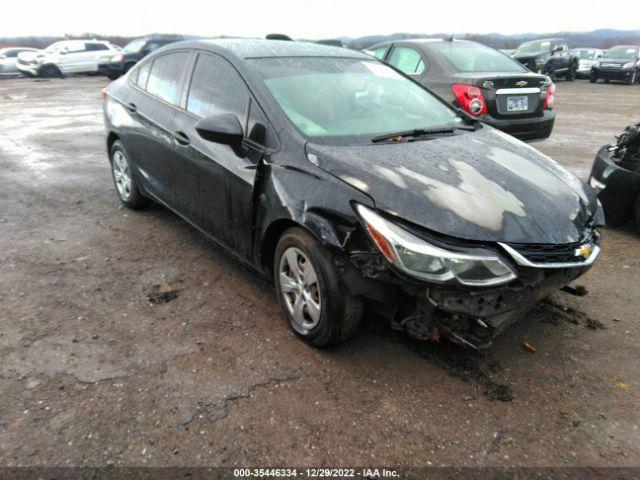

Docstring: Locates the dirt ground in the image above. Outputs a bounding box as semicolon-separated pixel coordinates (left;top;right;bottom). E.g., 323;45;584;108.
0;76;639;469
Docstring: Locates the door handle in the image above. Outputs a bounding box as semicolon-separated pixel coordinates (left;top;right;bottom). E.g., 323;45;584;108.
126;102;137;113
173;131;190;146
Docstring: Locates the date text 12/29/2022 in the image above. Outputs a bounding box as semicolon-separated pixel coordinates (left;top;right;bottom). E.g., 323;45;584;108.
233;468;399;478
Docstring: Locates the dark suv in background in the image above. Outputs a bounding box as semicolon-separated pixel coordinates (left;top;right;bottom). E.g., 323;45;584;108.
369;39;556;141
590;45;640;85
512;38;578;81
98;34;185;79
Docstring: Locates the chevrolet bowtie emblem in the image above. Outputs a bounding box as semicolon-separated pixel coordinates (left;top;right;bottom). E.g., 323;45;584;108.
515;80;528;87
575;243;593;259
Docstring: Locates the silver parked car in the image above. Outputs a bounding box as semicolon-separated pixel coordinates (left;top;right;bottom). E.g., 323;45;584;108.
572;48;605;78
0;47;38;76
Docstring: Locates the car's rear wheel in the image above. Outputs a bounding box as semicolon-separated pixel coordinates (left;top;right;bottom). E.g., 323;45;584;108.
39;64;61;78
109;140;149;210
274;227;362;347
590;75;597;83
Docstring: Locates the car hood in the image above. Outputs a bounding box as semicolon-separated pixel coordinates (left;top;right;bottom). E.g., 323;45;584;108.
17;50;44;62
306;127;599;244
513;53;548;60
599;58;633;65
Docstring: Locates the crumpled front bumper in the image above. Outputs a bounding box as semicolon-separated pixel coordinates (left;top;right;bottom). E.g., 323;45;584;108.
589;146;640;224
346;236;599;349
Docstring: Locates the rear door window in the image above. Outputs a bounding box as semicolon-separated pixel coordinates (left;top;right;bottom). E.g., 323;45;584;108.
86;43;109;51
145;52;190;105
387;46;426;75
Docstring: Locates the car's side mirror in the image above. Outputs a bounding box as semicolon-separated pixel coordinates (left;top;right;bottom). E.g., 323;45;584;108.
195;113;246;156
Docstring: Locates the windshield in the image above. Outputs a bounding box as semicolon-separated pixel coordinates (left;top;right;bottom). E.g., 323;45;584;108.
603;46;638;59
249;57;459;144
124;39;146;53
514;40;552;56
576;49;598;60
430;42;525;73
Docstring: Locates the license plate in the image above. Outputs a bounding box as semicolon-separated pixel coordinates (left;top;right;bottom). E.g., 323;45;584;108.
507;95;528;112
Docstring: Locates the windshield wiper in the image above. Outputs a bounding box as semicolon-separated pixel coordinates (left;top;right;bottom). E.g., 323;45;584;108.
371;125;475;143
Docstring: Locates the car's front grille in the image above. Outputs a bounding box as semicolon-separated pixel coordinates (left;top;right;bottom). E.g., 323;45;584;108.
505;231;600;265
601;63;621;68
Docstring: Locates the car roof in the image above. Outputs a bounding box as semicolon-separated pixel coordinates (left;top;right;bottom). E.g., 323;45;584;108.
172;39;369;59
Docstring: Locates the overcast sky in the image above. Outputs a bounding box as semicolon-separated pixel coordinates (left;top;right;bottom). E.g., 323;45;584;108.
3;0;638;38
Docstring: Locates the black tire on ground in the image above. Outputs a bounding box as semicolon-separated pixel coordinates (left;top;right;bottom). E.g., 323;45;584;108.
274;227;363;348
627;71;637;85
107;73;120;80
39;64;61;78
605;79;610;83
123;63;135;74
109;140;150;210
543;64;555;81
590;75;597;83
566;62;577;81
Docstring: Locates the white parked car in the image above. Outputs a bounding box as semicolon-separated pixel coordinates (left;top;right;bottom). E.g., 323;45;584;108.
17;40;120;77
0;47;38;76
572;48;605;78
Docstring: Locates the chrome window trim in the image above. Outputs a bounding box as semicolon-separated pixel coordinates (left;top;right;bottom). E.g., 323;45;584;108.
498;243;600;269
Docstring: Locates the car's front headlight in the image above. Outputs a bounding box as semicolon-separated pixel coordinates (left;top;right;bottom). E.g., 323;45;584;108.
622;62;634;69
355;204;517;287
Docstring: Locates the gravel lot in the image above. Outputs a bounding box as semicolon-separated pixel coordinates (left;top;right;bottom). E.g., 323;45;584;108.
0;76;639;469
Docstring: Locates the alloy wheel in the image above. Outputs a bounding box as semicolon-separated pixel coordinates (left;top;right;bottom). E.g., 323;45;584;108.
278;247;322;332
112;150;133;201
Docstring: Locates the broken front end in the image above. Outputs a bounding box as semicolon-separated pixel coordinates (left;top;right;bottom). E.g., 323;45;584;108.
341;204;601;349
589;122;640;226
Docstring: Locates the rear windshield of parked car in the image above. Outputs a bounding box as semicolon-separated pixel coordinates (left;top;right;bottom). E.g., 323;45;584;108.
604;46;638;59
249;57;459;144
431;42;525;73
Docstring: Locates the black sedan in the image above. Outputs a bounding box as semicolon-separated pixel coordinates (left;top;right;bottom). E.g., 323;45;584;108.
368;39;556;141
590;45;640;85
103;40;603;349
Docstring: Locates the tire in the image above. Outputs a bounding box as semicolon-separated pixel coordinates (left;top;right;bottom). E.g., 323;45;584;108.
566;62;577;81
39;64;61;78
107;73;120;80
627;71;637;85
109;140;150;210
123;63;135;74
604;79;610;84
274;227;363;348
543;64;555;81
590;75;597;83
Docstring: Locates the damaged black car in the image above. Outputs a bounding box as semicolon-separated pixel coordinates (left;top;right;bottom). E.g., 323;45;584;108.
103;39;604;349
589;122;640;227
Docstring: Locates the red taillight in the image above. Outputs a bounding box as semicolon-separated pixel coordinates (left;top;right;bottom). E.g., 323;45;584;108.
101;87;107;100
451;84;488;115
544;82;556;110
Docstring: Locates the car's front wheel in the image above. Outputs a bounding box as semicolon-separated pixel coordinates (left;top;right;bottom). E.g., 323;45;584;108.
590;75;597;83
39;64;61;78
566;62;577;81
109;140;149;210
627;71;637;85
274;227;362;347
